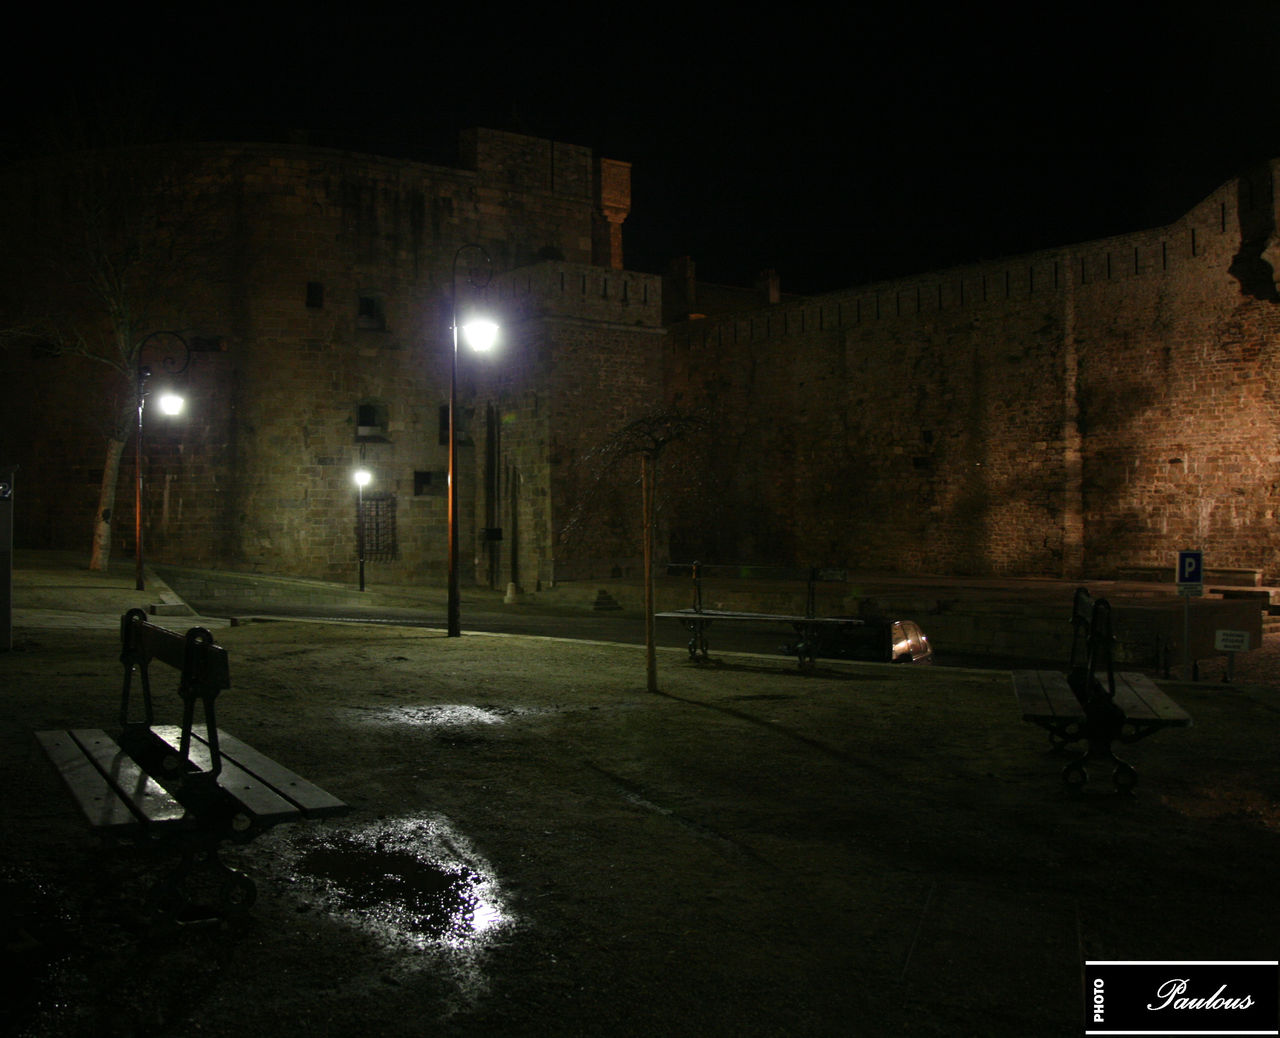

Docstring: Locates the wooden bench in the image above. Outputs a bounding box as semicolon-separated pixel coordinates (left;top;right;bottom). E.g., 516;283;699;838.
36;608;348;920
1012;588;1192;793
655;563;855;667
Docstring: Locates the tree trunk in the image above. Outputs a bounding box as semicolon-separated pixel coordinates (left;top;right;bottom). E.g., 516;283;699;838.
89;435;127;571
642;453;657;693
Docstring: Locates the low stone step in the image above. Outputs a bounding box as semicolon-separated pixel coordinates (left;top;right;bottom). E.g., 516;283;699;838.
593;589;622;611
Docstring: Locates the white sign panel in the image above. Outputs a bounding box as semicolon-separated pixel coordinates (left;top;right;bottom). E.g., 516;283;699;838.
1214;629;1251;653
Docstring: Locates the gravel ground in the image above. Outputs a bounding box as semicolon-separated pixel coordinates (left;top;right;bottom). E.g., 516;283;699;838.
2;616;1278;1037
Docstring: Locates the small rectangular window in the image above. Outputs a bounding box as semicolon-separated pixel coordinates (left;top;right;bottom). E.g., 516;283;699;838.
356;403;387;440
357;295;386;330
306;282;324;308
414;470;446;496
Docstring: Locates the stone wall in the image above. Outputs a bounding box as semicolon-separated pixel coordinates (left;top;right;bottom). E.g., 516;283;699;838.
0;131;659;587
5;131;1279;588
666;160;1280;580
472;262;665;590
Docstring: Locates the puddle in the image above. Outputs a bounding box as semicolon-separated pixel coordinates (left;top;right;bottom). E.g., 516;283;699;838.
345;702;533;728
405;704;515;726
275;816;514;954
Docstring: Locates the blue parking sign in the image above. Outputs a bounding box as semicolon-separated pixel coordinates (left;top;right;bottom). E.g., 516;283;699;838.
1177;550;1203;585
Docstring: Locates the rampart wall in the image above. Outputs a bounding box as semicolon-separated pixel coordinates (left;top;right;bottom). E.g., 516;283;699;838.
6;131;1280;587
666;161;1280;580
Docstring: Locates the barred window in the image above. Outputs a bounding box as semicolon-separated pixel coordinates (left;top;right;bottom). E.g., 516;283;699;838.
357;492;398;560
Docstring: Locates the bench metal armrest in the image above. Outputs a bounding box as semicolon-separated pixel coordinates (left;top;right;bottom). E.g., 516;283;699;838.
118;609;232;778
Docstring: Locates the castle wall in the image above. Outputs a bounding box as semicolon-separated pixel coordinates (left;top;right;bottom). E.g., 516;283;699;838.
667;161;1280;580
470;263;664;589
5;131;1279;586
0;131;659;587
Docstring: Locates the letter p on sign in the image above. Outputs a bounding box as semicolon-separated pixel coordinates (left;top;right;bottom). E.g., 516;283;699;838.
1177;550;1203;585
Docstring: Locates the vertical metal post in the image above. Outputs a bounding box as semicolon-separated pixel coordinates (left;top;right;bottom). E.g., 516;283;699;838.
1183;595;1192;682
357;481;366;592
132;332;191;593
447;307;460;637
642;453;656;693
0;466;13;652
445;244;495;638
135;366;147;591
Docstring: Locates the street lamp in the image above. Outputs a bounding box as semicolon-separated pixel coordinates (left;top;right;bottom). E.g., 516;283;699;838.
447;244;499;637
134;331;190;592
353;468;371;592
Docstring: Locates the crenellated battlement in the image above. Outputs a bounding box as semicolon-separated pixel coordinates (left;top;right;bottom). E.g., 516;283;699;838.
485;261;662;328
662;158;1280;581
671;161;1279;353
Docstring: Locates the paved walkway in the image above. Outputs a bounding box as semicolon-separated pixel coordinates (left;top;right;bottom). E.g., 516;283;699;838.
8;549;1280;687
6;550;230;632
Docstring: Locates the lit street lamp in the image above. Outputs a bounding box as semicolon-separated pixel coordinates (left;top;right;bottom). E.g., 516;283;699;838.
134;331;190;592
447;244;499;637
354;468;371;592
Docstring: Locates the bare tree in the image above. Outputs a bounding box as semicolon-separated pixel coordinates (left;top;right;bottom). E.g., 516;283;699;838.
0;111;237;570
593;409;707;692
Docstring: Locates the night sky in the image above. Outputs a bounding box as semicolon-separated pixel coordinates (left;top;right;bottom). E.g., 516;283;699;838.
6;8;1279;294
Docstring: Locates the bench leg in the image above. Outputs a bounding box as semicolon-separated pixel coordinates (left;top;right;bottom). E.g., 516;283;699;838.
682;620;710;662
1062;738;1138;794
1061;688;1139;794
146;843;257;923
1041;719;1084;751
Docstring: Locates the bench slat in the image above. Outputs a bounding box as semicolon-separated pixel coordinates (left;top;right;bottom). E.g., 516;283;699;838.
36;729;188;833
1014;669;1191;729
656;608;807;623
126;617;231;691
36;730;144;833
1012;670;1082;722
134;622;192;672
150;726;304;825
1113;672;1193;726
70;729;190;829
175;726;348;819
655;609;879;628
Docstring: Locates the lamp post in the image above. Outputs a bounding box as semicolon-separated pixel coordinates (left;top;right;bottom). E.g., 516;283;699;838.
353;468;371;592
447;244;499;637
134;331;190;592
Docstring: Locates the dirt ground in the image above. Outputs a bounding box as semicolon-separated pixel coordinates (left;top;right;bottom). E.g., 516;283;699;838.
2;619;1278;1037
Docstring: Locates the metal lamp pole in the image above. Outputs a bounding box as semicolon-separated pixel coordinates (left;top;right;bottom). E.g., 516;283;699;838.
134;366;147;591
354;469;371;592
134;331;190;592
448;282;461;636
447;245;498;637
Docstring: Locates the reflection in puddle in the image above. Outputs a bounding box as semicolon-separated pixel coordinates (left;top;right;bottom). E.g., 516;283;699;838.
347;703;531;728
278;817;514;955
